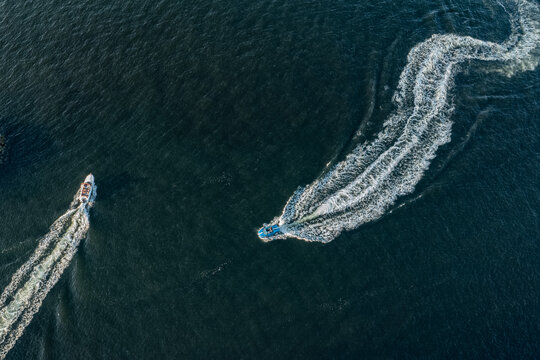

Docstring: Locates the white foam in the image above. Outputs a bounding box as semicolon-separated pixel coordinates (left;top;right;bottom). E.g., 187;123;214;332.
0;190;95;359
263;0;539;243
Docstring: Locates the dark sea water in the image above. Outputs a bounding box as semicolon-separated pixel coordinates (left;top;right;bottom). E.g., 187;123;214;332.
0;0;538;359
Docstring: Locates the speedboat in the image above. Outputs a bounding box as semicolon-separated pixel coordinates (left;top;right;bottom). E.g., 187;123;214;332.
257;224;282;239
78;174;95;203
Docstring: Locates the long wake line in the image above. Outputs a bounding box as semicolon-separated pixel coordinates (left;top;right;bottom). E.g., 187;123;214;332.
259;0;539;243
0;178;96;359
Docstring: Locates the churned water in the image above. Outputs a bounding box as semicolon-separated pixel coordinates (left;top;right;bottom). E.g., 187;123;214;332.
260;0;539;243
0;0;538;359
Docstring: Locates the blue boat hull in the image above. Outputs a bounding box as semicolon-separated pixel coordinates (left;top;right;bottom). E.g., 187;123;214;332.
258;224;282;239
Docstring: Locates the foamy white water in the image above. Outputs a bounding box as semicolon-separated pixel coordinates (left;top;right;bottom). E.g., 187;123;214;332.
261;0;539;243
0;183;96;359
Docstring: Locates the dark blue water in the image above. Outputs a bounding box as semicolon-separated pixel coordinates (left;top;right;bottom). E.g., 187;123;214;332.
0;0;538;358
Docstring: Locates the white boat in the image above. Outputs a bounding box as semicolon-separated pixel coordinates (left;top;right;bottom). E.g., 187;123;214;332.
78;174;95;203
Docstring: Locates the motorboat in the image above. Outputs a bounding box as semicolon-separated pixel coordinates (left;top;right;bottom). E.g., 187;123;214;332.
257;224;282;239
78;174;95;203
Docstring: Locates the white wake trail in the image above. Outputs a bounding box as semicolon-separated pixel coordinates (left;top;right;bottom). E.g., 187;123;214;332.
261;0;539;243
0;183;96;359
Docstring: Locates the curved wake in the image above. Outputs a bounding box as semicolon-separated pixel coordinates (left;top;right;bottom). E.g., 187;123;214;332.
260;0;539;243
0;181;96;359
